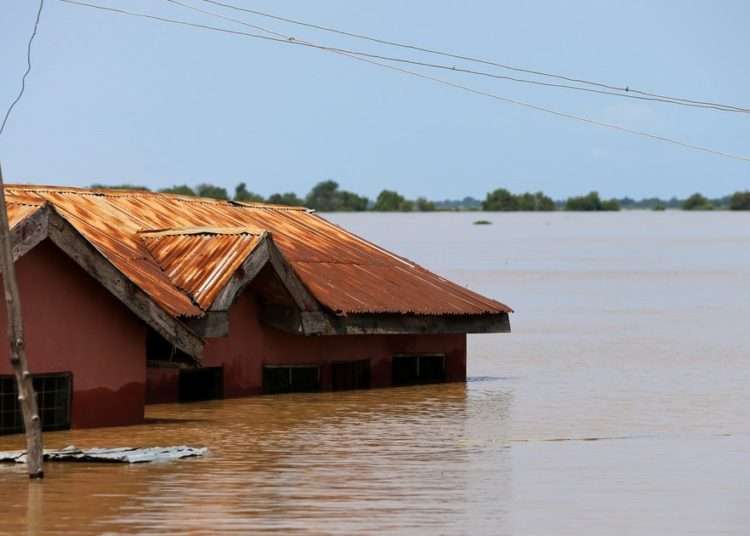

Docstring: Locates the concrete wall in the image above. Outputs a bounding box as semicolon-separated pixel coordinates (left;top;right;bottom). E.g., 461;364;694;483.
0;240;146;429
0;240;466;427
147;291;466;402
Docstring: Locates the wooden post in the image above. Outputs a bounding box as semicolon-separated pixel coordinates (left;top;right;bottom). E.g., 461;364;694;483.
0;162;43;479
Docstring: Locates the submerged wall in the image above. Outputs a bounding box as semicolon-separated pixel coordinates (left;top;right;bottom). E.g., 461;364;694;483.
0;240;146;429
148;291;466;402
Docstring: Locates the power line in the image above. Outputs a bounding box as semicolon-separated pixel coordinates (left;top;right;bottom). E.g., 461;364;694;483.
0;0;45;139
160;0;750;163
165;0;745;114
58;0;750;163
196;0;750;114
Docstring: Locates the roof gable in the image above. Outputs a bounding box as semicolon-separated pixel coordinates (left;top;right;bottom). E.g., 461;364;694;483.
5;185;512;318
140;228;264;310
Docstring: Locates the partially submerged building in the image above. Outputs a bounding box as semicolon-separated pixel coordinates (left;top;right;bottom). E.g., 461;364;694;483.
0;186;511;434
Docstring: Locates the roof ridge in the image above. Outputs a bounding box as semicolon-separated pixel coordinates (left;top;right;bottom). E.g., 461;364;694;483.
5;184;512;317
139;226;267;237
5;184;310;211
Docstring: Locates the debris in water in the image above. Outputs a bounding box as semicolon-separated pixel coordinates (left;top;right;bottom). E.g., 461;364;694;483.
473;219;492;225
0;445;207;464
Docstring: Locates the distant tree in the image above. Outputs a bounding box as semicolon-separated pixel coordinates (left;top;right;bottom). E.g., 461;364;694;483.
482;189;555;211
304;180;368;212
516;191;556;211
534;192;557;211
90;183;150;191
373;190;413;211
638;197;666;210
434;196;481;211
267;192;305;207
515;193;536;211
234;182;264;203
565;191;599;211
482;188;518;211
159;185;196;196
195;183;229;200
564;191;620;211
682;193;713;211
729;191;750;210
305;180;339;211
415;197;436;211
336;190;369;211
460;196;482;210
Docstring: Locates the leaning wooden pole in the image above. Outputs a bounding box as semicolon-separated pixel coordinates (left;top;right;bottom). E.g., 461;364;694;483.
0;162;43;478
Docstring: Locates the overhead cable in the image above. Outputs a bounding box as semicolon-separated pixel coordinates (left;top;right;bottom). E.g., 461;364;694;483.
196;0;750;114
58;0;750;163
1;0;45;139
164;0;744;113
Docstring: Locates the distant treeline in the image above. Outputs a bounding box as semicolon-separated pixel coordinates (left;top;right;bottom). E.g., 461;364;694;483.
89;181;750;212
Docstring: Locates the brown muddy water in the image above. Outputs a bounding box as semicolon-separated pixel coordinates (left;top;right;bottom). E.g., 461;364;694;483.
1;211;749;535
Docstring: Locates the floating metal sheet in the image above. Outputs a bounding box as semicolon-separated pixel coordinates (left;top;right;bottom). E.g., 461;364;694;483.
0;445;207;464
4;186;511;317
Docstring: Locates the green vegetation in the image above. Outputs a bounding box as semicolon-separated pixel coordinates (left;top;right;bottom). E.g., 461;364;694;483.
682;193;713;211
729;191;750;211
481;188;515;211
482;188;555;211
473;219;492;225
564;191;620;211
195;183;229;200
434;196;482;211
373;190;414;212
93;181;749;213
158;184;196;196
305;180;368;212
415;197;436;211
234;182;264;203
90;184;150;191
267;192;304;206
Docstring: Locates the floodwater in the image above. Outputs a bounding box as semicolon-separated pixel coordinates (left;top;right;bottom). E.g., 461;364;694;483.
1;211;749;535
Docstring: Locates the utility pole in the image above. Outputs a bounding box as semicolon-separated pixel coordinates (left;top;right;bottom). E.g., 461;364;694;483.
0;162;43;478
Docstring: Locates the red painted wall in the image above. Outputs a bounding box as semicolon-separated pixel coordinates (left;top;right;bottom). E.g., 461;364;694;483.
0;240;146;429
191;291;466;399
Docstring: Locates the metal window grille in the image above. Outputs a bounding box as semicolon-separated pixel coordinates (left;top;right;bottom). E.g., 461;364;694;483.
392;354;447;385
262;364;321;394
332;359;371;391
0;373;72;435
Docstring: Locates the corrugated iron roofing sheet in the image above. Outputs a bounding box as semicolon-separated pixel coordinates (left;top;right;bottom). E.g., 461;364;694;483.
4;185;511;317
7;202;44;228
141;230;263;310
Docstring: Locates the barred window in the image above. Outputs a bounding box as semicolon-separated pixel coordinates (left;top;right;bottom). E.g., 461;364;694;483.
0;373;72;435
332;359;371;391
179;367;224;402
263;365;320;394
392;354;447;386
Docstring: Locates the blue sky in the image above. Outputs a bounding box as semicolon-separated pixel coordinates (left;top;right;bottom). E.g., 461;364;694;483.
1;0;748;199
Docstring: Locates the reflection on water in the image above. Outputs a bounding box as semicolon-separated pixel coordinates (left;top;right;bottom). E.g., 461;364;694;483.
2;212;750;535
0;383;513;535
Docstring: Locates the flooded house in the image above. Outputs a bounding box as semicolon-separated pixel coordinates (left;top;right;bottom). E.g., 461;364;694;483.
0;186;511;434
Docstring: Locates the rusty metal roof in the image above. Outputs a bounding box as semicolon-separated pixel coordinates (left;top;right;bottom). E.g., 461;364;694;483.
5;185;511;317
7;201;44;228
141;230;263;310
